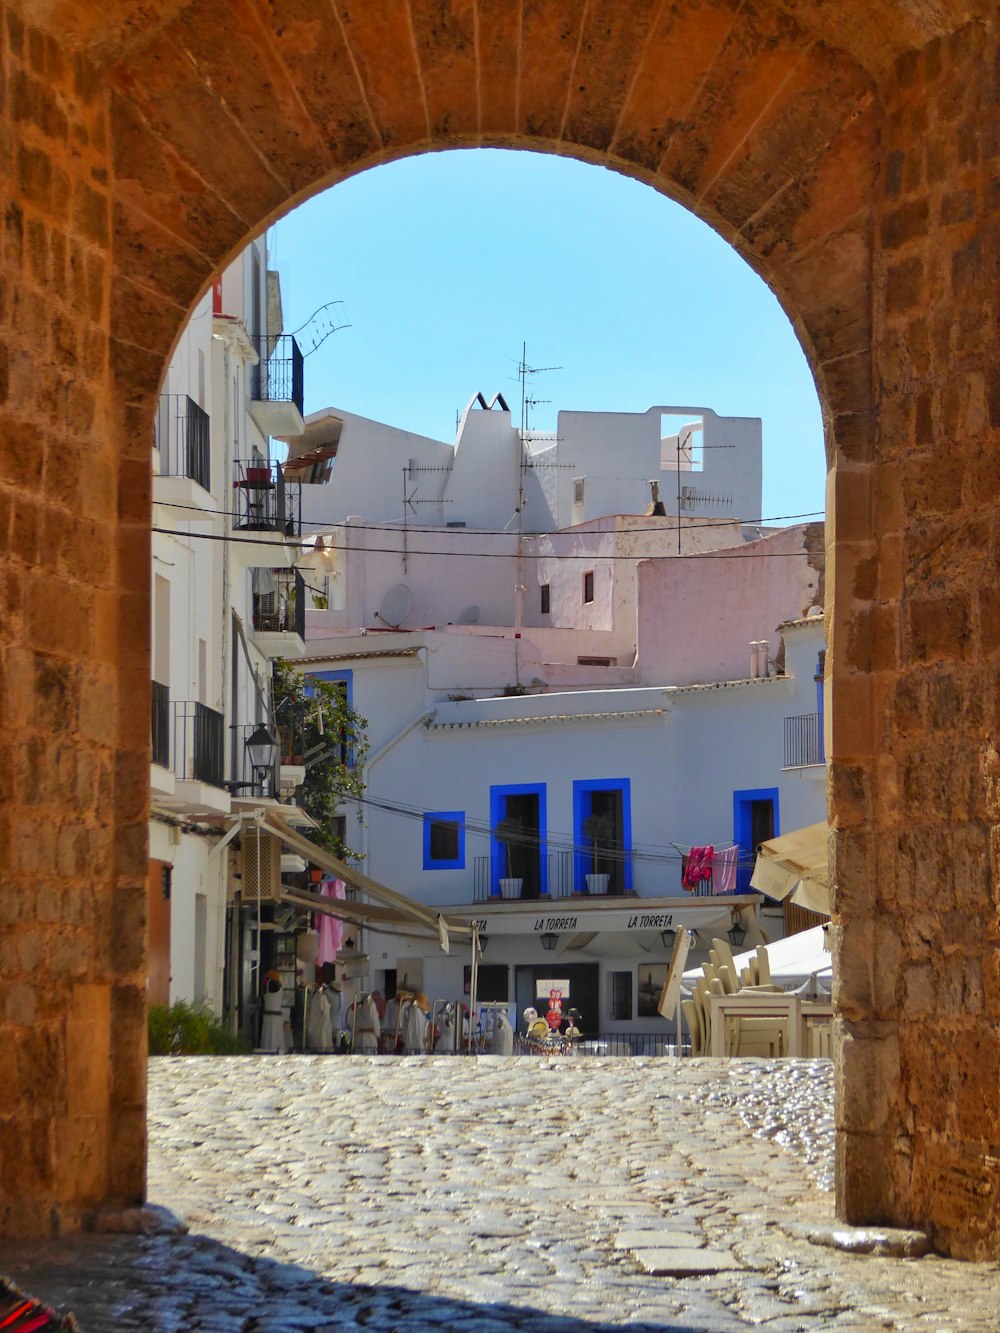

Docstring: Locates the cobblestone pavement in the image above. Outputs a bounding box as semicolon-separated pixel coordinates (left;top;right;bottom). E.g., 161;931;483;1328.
5;1057;1000;1332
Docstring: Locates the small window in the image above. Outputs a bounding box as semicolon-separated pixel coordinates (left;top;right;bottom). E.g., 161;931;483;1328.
577;656;613;667
573;477;585;505
423;811;465;869
583;570;595;604
540;583;550;615
464;964;509;1001
610;970;632;1020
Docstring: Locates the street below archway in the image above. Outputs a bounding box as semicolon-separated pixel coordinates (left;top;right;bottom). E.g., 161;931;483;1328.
5;1057;998;1331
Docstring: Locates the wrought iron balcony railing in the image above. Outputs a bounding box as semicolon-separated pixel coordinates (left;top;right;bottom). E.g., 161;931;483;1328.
252;567;305;641
173;702;225;788
231;459;302;537
783;712;823;767
251;334;304;416
153;393;211;491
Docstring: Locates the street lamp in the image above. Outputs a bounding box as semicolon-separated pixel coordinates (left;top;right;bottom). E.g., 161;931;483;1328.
246;724;278;794
660;927;677;951
540;932;558;952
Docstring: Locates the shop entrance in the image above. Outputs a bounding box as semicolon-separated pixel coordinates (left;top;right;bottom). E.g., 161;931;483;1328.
515;964;600;1036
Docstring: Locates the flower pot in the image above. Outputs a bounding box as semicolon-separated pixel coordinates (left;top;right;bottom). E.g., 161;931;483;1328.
499;877;523;900
586;873;611;893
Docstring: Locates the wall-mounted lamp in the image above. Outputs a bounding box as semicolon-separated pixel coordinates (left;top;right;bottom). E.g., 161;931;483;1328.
246;724;279;784
660;927;677;951
540;933;558;952
478;935;488;955
727;910;747;949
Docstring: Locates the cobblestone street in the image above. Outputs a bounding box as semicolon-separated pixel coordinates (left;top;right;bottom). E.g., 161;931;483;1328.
5;1057;1000;1332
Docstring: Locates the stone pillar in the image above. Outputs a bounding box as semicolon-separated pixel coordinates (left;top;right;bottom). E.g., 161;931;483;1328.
0;5;148;1236
834;17;1000;1259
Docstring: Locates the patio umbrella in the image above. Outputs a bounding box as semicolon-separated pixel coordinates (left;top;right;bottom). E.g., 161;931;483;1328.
749;822;830;916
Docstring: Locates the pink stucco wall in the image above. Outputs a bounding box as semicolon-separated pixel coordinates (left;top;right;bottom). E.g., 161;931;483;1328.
636;524;822;686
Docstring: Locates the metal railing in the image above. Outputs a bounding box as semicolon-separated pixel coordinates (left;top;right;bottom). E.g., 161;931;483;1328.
151;680;170;768
251;334;304;416
473;851;575;902
173;702;225;788
153;393;210;491
784;712;823;767
231;459;302;537
252;567;305;641
230;722;280;796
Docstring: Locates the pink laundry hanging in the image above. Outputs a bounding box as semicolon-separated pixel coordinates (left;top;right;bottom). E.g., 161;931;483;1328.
315;877;346;964
712;844;739;894
682;845;715;891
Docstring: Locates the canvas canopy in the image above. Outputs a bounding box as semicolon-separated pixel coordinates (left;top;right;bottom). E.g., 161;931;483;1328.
750;822;830;916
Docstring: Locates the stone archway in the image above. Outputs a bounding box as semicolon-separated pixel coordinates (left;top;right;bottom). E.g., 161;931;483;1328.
0;0;997;1258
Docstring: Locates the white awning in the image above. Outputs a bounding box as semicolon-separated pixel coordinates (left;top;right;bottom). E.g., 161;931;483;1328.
750;822;830;915
257;816;472;946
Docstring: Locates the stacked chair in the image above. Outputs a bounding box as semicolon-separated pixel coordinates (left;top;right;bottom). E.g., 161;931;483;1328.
681;938;799;1058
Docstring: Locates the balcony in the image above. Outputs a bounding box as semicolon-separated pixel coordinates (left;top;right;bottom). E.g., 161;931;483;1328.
252;567;306;658
153;393;213;510
783;712;824;770
249;334;305;438
230;460;302;567
155;702;230;817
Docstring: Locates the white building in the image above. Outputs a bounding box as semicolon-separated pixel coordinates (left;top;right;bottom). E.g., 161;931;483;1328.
147;239;309;1028
288;394;826;1044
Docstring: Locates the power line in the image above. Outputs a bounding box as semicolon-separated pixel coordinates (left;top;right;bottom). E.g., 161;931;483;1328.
348;792;714;866
150;523;826;561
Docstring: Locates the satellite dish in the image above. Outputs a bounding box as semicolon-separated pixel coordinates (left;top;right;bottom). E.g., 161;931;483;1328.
457;605;480;625
377;584;411;628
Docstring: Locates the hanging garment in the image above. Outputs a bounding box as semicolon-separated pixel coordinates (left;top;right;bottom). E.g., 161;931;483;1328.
315;878;346;965
401;1000;429;1054
306;985;334;1050
353;994;380;1054
490;1011;514;1056
682;846;714;890
259;978;288;1052
713;844;739;894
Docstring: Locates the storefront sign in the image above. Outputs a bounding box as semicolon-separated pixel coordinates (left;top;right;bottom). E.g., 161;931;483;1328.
533;916;578;932
535;979;570;999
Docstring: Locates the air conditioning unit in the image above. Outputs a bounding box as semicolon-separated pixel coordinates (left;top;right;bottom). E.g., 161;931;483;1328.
234;828;282;903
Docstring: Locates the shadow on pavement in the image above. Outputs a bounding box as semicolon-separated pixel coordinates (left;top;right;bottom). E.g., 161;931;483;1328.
3;1213;730;1333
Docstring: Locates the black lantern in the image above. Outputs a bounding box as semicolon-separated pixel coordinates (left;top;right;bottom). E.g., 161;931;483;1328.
540;932;558;952
246;724;278;789
660;927;677;951
727;914;747;948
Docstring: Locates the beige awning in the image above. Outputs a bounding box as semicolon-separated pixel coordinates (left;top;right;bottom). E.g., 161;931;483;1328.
258;816;472;945
750;822;830;916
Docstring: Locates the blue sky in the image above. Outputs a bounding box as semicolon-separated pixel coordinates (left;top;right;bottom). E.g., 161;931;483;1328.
270;149;825;523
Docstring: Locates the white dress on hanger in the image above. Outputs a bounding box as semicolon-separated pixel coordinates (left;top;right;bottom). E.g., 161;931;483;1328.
491;1011;514;1056
259;980;287;1052
401;1001;428;1054
354;995;380;1054
306;985;334;1050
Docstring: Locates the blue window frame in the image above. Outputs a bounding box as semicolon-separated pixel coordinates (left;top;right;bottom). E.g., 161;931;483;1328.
423;811;465;870
573;779;633;893
733;787;779;894
490;783;547;898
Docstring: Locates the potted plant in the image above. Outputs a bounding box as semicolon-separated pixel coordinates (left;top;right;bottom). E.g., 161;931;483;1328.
583;811;616;893
494;815;525;899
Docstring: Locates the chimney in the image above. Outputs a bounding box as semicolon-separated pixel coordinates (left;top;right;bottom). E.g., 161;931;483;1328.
759;640;770;678
646;480;667;517
749;642;760;678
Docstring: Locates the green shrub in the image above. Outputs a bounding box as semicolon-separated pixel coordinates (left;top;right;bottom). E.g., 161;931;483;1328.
148;1000;251;1055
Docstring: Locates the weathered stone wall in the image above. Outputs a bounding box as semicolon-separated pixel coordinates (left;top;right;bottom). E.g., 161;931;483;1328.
0;0;997;1256
0;2;148;1235
834;16;1000;1259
